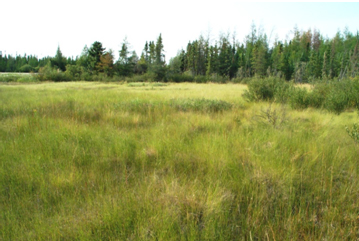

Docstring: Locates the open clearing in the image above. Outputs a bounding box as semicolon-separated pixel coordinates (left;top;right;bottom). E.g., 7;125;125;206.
1;82;358;240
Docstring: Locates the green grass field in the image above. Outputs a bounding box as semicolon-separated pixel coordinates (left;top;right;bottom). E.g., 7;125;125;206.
1;82;359;240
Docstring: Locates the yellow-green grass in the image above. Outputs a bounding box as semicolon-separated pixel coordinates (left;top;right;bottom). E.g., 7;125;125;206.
1;82;358;240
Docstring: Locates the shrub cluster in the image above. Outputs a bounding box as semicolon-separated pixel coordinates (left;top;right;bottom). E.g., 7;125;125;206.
36;65;71;82
0;73;38;83
242;77;292;103
244;77;359;114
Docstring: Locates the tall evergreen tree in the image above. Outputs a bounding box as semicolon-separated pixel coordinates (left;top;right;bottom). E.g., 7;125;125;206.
147;34;166;81
51;46;67;71
88;41;105;73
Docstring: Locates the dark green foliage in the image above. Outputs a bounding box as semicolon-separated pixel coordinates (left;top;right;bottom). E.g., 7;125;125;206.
0;54;40;72
248;76;359;114
50;46;67;71
207;74;228;83
167;73;194;83
289;88;310;109
323;79;359;114
324;89;348;114
19;64;35;73
117;39;135;77
307;82;329;108
37;65;70;82
243;77;290;102
2;25;359;84
88;41;106;73
194;75;207;83
150;63;167;82
0;74;36;82
65;64;83;80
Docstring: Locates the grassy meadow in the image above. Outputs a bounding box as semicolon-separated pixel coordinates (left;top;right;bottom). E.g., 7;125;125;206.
1;81;359;240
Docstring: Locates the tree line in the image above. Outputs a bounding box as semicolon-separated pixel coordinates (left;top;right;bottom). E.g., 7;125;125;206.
1;24;359;82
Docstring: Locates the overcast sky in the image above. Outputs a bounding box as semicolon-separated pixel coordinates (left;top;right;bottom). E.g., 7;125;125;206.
1;1;359;61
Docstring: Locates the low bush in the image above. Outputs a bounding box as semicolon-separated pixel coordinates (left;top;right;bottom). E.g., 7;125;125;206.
127;74;148;82
252;103;288;129
37;65;71;82
0;73;38;82
289;88;310;109
0;74;18;82
307;82;329;108
65;64;84;81
167;73;194;83
207;74;228;83
324;88;348;114
19;64;35;73
194;75;207;83
243;76;291;102
246;77;359;114
321;79;359;114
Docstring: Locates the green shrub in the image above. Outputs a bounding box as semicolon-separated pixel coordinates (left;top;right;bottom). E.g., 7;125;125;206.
19;64;35;73
167;73;194;83
346;123;359;144
324;88;348;114
127;74;148;82
307;82;330;108
208;74;228;83
289;88;310;109
243;77;290;102
37;65;71;82
319;79;359;114
0;74;17;82
231;77;241;83
0;74;38;82
194;75;207;83
343;79;359;109
274;81;292;103
65;64;84;80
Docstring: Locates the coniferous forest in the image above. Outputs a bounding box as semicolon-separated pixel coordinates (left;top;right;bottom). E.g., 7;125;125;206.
1;24;359;82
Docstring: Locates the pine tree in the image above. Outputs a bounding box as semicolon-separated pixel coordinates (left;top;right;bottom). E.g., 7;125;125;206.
349;42;359;77
155;34;165;65
148;34;166;81
88;41;105;73
218;35;232;77
50;46;67;71
149;41;156;65
252;42;267;76
322;50;329;79
117;38;135;76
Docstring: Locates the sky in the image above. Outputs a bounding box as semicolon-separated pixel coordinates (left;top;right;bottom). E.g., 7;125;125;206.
1;1;359;62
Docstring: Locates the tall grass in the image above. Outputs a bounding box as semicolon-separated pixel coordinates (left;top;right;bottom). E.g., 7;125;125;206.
1;82;359;240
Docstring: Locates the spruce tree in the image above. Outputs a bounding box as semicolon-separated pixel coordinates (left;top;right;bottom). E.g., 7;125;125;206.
88;41;105;73
51;46;67;71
